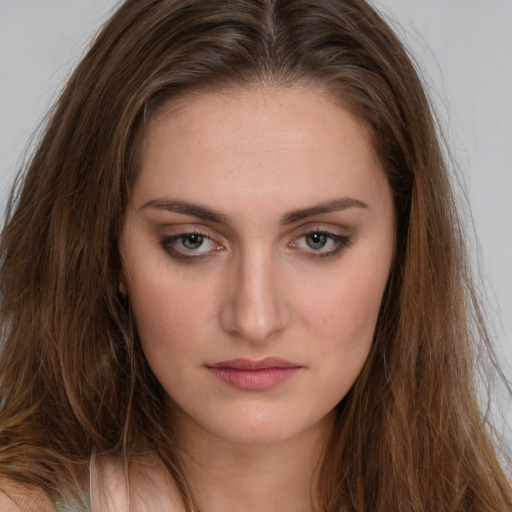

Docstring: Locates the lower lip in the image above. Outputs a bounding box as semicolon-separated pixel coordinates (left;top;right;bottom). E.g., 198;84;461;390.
207;367;300;391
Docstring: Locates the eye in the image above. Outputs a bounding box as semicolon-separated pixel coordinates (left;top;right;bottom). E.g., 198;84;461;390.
304;232;330;250
292;230;351;258
160;231;223;260
180;233;206;250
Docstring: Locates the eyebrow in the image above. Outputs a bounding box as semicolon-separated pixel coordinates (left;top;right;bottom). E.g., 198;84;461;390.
139;197;368;225
140;198;231;224
281;197;368;224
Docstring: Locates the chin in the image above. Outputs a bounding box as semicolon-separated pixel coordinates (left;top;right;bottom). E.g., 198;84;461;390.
190;403;335;449
214;422;299;447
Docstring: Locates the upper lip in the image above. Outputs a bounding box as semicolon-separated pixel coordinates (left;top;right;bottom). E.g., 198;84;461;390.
207;357;301;370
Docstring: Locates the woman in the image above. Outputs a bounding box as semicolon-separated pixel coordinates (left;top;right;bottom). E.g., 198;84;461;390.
0;0;510;510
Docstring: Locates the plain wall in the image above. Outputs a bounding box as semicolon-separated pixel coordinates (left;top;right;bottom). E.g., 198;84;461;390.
1;0;510;436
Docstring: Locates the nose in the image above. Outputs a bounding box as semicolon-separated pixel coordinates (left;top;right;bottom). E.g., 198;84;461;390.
219;250;289;344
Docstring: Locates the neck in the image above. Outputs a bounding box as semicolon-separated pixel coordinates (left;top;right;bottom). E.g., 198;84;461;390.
176;412;334;512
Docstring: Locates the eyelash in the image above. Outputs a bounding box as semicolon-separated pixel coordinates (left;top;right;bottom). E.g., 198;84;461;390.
290;230;352;259
159;229;221;261
159;228;351;262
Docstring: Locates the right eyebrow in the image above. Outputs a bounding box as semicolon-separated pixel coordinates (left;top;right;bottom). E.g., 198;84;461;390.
281;197;368;224
139;198;231;225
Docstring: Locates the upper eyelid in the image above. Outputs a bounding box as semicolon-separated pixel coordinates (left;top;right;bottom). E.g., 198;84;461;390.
155;218;348;233
290;223;349;238
292;231;350;247
157;223;349;247
159;225;221;242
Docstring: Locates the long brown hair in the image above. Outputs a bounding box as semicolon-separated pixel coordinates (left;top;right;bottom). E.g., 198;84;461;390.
0;0;510;510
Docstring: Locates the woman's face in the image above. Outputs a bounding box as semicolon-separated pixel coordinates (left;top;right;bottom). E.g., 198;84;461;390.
120;86;395;446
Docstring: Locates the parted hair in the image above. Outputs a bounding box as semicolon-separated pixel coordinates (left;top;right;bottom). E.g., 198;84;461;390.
0;0;511;510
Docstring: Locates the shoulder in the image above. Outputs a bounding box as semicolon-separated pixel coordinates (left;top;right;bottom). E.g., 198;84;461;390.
91;458;129;512
0;475;57;512
91;455;185;512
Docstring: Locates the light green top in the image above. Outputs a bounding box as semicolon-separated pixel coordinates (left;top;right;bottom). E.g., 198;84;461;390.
55;494;90;512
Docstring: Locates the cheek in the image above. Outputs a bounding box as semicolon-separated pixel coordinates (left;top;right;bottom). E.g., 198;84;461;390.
121;220;218;348
128;273;214;364
300;262;387;341
296;256;390;386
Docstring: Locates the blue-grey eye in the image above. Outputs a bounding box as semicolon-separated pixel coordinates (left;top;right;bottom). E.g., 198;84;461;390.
160;231;222;261
293;230;351;258
181;233;204;250
305;232;328;250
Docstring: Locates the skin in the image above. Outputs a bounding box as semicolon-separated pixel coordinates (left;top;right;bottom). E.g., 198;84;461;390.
0;477;56;512
120;85;396;511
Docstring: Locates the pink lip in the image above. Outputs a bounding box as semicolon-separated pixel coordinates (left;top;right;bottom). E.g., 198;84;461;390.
206;357;302;391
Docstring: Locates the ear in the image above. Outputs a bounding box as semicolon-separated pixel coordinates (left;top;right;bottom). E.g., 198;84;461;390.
118;279;127;297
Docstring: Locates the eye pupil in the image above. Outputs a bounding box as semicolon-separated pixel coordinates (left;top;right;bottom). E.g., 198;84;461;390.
182;233;203;249
306;233;327;249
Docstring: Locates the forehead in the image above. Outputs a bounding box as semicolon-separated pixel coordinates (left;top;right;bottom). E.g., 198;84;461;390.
133;86;389;217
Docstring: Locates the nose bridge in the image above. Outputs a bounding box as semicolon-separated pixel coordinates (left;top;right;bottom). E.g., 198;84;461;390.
220;244;287;343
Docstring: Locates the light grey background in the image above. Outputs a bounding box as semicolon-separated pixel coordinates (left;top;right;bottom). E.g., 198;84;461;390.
1;1;511;440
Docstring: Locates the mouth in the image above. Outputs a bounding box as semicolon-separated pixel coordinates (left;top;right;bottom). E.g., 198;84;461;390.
206;357;302;391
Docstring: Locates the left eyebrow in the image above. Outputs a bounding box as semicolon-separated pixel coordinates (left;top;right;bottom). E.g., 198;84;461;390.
281;197;368;224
